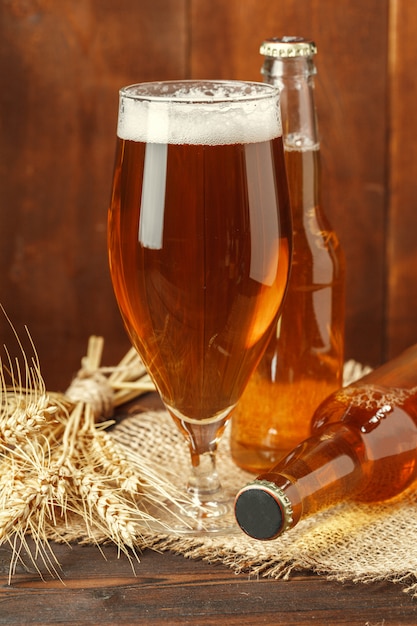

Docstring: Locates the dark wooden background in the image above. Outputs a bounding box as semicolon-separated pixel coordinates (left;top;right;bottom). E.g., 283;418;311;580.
1;0;416;391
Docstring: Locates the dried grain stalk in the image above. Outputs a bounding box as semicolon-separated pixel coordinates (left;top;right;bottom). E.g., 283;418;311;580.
0;323;189;582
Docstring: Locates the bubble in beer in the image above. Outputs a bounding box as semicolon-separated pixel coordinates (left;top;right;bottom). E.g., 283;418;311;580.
335;384;417;411
117;81;282;145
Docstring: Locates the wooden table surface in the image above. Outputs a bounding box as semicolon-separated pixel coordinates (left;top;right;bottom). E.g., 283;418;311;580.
1;539;417;625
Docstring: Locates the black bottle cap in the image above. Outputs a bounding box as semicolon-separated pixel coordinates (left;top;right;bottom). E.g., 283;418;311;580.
234;483;285;540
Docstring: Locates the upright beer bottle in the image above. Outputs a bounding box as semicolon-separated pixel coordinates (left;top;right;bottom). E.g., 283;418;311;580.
231;37;345;473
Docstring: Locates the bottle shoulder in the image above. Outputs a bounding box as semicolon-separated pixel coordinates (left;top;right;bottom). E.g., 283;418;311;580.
311;384;417;432
290;220;345;288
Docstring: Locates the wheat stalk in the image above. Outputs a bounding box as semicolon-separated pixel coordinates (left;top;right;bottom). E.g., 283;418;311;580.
0;320;195;582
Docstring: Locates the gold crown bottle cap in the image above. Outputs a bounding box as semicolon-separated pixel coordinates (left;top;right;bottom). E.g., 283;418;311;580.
234;479;294;540
260;36;317;59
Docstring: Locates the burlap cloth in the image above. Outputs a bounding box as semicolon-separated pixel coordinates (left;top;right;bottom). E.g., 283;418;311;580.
107;363;417;597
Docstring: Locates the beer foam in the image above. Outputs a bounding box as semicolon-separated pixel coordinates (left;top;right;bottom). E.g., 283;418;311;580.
335;384;417;411
117;81;282;145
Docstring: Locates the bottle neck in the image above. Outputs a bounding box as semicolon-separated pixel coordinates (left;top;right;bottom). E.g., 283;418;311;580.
235;423;364;539
262;55;319;149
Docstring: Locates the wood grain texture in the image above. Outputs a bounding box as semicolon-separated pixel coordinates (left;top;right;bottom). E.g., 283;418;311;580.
387;0;417;358
0;0;416;383
1;542;417;625
0;0;188;390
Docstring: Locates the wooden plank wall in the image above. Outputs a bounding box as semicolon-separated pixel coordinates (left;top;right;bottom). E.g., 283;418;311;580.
0;0;416;391
387;1;417;359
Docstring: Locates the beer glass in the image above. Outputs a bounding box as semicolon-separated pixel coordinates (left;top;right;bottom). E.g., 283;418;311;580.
108;80;291;533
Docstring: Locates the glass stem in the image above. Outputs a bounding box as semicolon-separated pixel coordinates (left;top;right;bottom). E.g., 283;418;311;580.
187;449;222;503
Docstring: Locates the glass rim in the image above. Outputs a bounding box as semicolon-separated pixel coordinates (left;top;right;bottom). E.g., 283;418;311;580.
119;79;280;104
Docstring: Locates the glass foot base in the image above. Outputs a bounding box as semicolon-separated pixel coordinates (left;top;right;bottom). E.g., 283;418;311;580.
143;488;239;536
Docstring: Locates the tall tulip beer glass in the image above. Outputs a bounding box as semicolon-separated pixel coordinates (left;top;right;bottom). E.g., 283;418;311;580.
108;80;291;533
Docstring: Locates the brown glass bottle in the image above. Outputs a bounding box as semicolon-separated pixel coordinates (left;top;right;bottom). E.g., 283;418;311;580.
234;343;417;541
230;37;345;474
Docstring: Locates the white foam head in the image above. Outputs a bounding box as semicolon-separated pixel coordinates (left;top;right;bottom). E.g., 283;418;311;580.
117;81;282;145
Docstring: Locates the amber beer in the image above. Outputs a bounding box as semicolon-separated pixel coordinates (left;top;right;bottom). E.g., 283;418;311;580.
231;143;344;471
235;344;417;540
108;82;291;430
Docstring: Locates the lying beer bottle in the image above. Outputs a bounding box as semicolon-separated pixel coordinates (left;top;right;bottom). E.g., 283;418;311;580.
231;37;345;474
234;343;417;540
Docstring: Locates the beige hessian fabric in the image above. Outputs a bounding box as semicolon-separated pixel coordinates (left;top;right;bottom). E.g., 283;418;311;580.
110;362;417;597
